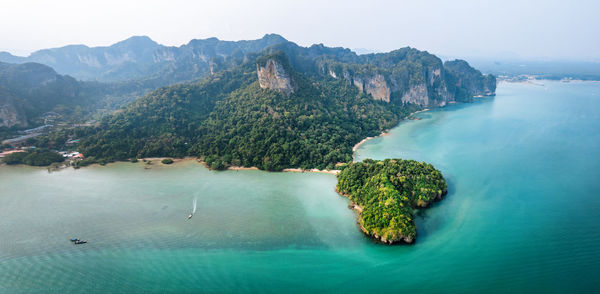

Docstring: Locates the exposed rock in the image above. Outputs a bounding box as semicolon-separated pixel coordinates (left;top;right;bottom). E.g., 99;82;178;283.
257;58;294;95
349;73;390;102
353;76;363;92
342;70;352;83
328;69;337;79
360;222;415;244
313;49;494;108
401;83;429;106
364;74;390;102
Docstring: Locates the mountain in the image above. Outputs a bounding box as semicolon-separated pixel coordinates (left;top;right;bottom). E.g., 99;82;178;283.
0;87;27;128
70;40;495;170
0;35;290;130
255;42;496;106
0;62;91;128
0;34;289;83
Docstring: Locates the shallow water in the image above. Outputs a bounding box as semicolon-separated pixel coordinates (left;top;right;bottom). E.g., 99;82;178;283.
1;81;599;293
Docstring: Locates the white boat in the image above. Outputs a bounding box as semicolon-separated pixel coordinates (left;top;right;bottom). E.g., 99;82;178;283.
187;198;197;219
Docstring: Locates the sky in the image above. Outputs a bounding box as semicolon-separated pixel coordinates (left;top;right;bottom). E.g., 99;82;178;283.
1;0;598;61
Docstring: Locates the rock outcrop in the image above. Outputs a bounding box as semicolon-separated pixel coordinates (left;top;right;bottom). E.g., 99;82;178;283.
319;53;494;108
363;74;390;102
257;58;294;96
401;83;429;106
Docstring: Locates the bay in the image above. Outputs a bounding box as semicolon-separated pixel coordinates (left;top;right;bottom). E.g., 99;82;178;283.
1;80;599;293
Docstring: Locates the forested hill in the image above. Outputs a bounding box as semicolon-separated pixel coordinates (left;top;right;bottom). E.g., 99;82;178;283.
72;42;495;171
337;159;447;244
0;61;167;129
0;62;94;128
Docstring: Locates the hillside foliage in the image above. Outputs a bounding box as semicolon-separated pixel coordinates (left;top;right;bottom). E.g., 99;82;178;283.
336;159;447;243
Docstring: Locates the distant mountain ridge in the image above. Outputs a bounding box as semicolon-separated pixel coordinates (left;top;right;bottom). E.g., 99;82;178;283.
0;34;289;83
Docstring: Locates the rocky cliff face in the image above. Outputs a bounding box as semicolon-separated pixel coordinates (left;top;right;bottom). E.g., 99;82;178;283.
348;74;390;102
257;58;294;96
401;83;429;106
363;74;390;102
319;53;495;108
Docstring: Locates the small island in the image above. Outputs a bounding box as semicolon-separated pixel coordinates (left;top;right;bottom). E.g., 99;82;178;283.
337;158;447;244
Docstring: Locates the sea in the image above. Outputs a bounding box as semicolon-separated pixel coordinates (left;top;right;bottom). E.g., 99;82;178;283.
1;80;599;293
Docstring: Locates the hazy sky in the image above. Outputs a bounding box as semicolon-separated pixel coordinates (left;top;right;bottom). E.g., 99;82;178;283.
1;0;598;60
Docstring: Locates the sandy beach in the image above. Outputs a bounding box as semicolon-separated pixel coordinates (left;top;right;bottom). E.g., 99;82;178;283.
281;168;340;175
227;166;340;174
351;108;430;157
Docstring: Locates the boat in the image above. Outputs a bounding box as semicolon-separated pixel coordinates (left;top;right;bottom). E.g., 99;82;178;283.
187;198;197;220
70;237;87;244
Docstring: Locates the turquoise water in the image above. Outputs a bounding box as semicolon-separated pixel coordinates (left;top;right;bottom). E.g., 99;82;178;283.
1;81;599;293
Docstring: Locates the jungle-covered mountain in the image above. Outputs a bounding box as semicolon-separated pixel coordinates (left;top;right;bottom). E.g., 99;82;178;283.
0;61;96;128
0;61;161;130
69;39;496;170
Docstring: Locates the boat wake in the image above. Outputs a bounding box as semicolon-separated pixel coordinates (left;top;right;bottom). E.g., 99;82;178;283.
187;197;197;220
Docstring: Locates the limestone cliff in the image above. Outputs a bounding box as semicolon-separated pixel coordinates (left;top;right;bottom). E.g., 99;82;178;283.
317;51;494;108
257;57;294;96
401;83;429;106
363;74;390;102
330;69;391;102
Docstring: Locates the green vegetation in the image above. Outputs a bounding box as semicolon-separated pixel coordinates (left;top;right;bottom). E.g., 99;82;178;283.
72;157;98;168
337;159;447;244
161;158;174;164
10;38;493;174
68;43;493;172
2;149;64;166
75;60;418;171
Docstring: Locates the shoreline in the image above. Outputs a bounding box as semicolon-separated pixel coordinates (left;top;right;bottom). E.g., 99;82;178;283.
352;131;389;153
351;108;430;158
227;166;340;175
6;109;430;174
7;156;342;175
199;160;341;175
